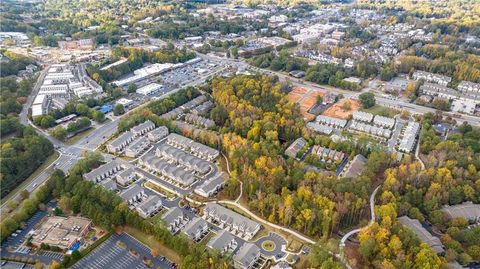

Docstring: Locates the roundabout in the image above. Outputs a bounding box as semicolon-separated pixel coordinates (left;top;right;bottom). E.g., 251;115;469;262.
261;240;276;252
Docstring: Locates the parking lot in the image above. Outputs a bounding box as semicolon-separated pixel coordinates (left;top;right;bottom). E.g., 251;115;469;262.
72;233;175;269
37;250;65;260
2;207;49;251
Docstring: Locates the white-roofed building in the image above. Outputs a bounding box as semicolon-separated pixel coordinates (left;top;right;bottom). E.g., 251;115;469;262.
137;83;163;96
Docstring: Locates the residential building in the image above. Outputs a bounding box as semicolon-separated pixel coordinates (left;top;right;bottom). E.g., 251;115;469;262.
100;178;118;192
233;243;261;269
207;230;238;254
352;111;374;122
136;195;163;218
156;144;212;176
413;71;451;86
349;121;391;138
125;136;150;158
184;113;215;129
165;133;219;161
139;154;196;187
132;120;155;137
116;168;137;186
398;216;444;253
84;161;122;183
311;146;346;163
341;154;367;178
285;137;307;159
441;202;480;223
107;131;135;154
120;184;146;206
183;217;209;242
458;81;480;94
373;115;395;129
398;122;420;153
316;115;347;128
147;126;169;142
203;203;261;240
194;173;225;198
162;207;189;234
307;122;333;135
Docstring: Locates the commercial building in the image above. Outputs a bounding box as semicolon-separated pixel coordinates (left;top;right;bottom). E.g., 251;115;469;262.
32;94;50;117
31;216;92;250
116;98;134;109
39;84;69;98
147;126;169;142
107;131;135;154
182;217;209;242
125;136;150;158
398;216;444;253
285;137;307;159
203;203;261;240
207;230;238;254
233;243;261;269
194;173;226;198
385;77;409;93
136;83;163;96
413;71;451;86
162;207;189;234
112;63;174;87
136;195;163;218
441;202;480;223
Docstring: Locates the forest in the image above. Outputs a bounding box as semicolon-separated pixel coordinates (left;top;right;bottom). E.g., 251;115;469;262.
0;126;54;198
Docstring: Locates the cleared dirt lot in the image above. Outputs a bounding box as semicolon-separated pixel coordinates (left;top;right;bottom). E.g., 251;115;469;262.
322;98;361;119
287;87;325;121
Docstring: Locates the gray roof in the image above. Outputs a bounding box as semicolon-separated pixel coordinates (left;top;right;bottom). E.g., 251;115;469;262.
147;126;169;140
109;131;134;148
137;195;162;214
343;154;367;178
131;120;155;134
126;136;150;152
441;202;480;220
234;243;260;267
207;230;237;251
162;207;184;225
398;216;443;253
120;184;144;202
285;137;307;158
183;217;208;238
84;161;121;181
196;174;225;195
204;203;261;234
100;178;118;192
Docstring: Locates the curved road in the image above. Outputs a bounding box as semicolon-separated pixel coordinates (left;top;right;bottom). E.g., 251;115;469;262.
339;186;381;268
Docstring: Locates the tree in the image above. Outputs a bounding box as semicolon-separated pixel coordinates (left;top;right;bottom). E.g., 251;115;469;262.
40;115;56;128
50;126;68;141
359;92;376;108
92;110;105;123
342;100;352;111
71;250;81;261
114;104;124;116
127;83;137;93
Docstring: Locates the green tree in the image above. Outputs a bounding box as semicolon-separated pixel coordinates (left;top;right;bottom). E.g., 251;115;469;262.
50;126;68;141
113;104;124;116
359;92;376;108
127;83;137;93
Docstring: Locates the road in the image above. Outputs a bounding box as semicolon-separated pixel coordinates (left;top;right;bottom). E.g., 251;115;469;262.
339;186;381;269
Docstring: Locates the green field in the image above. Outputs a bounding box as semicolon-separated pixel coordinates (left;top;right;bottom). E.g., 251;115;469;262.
360;105;399;118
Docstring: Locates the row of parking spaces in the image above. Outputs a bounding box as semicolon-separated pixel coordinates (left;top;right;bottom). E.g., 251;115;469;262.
2;209;48;250
73;233;176;269
38;250;64;260
15;246;31;254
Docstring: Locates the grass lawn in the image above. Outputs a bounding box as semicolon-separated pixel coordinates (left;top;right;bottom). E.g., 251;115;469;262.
261;240;275;251
287;239;303;252
64;127;95;146
124;226;181;264
360;105;399;118
1;151;59;205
